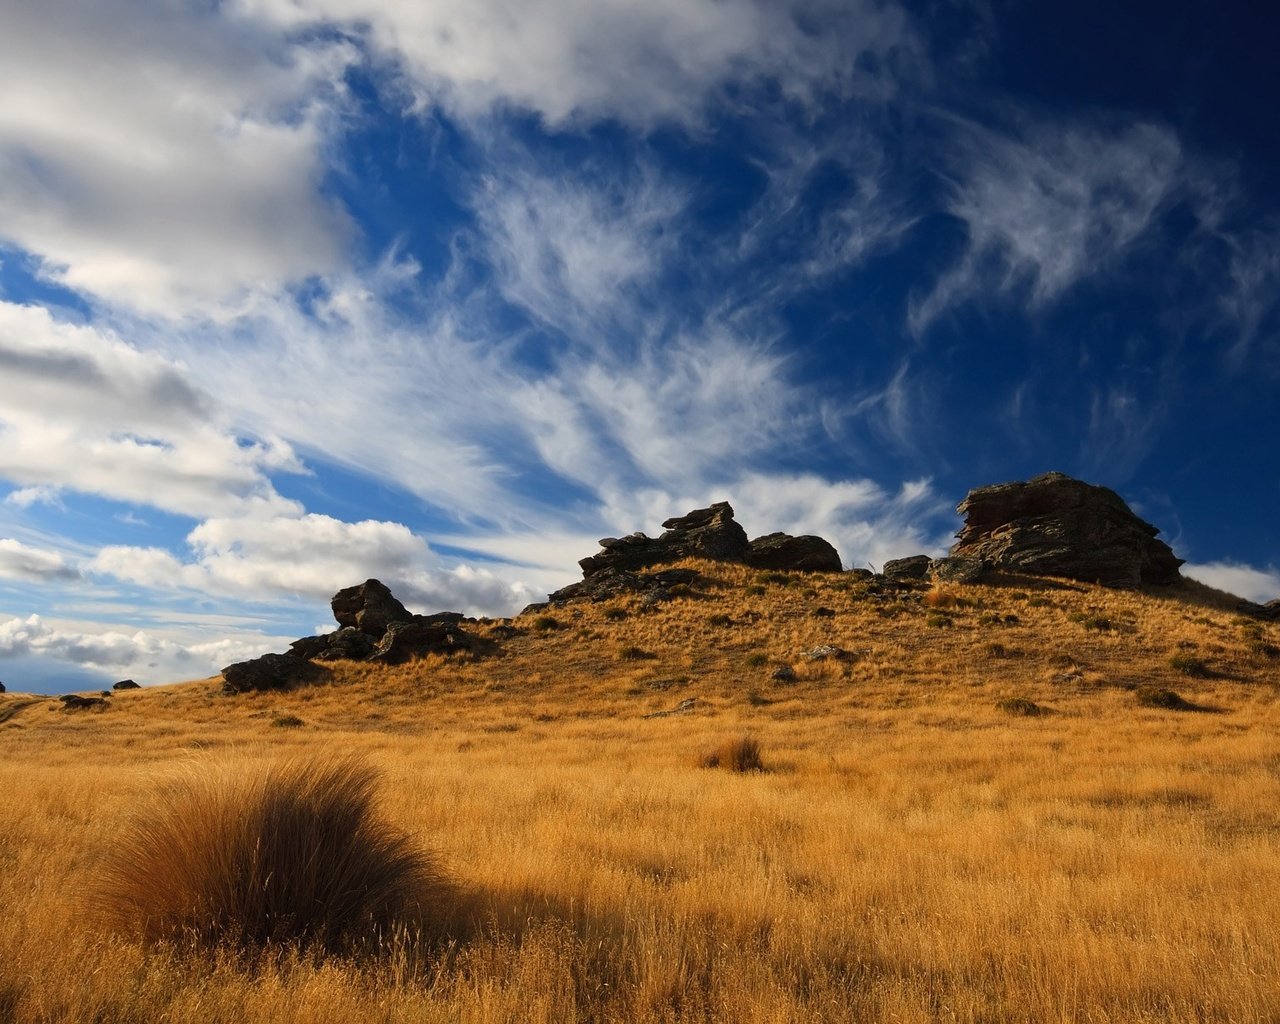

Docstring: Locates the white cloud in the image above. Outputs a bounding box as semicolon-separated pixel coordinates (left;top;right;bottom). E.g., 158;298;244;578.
475;163;684;339
0;302;302;518
4;486;62;510
912;118;1183;331
0;612;292;685
92;511;540;617
0;539;81;583
0;0;355;316
237;0;916;129
1184;562;1280;605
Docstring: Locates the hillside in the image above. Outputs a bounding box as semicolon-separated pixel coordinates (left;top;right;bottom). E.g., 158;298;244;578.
2;558;1279;1023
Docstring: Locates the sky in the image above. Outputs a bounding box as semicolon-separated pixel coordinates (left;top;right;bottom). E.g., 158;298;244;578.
1;0;1278;693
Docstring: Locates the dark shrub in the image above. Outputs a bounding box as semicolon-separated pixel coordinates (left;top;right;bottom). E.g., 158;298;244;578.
701;737;764;772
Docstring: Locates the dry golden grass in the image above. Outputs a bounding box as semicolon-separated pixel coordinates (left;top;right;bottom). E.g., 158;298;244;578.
2;562;1279;1022
92;756;453;954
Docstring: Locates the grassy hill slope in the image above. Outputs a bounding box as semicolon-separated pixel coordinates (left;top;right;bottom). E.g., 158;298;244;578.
2;563;1278;1022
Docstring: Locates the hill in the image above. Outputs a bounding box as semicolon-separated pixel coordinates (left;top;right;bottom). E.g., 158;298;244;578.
2;555;1279;1022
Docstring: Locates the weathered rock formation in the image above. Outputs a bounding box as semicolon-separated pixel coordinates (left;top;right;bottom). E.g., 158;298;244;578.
951;472;1183;588
222;580;487;694
112;679;140;690
58;693;109;710
331;579;411;637
745;533;842;572
579;502;750;576
0;680;5;693
575;501;841;583
222;653;327;695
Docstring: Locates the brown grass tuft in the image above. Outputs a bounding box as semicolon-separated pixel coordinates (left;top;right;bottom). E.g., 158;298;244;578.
701;736;764;772
91;756;454;954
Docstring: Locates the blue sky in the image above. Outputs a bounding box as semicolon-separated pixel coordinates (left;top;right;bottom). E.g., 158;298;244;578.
1;0;1278;691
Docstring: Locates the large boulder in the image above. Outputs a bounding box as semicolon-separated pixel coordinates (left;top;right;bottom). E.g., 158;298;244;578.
883;555;932;581
0;680;5;693
951;472;1183;588
745;533;842;572
579;502;749;576
112;679;140;691
221;653;326;695
330;579;412;637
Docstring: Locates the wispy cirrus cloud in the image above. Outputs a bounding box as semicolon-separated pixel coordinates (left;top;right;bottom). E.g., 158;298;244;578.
911;117;1183;332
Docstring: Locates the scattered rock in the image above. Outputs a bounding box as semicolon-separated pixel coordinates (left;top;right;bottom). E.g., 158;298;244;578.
771;665;797;683
883;555;932;581
845;568;875;581
580;502;749;576
745;532;842;572
0;680;5;693
367;614;474;666
929;556;986;584
803;644;849;661
112;679;140;691
951;472;1183;588
330;578;413;637
642;697;697;719
221;653;326;695
59;694;108;710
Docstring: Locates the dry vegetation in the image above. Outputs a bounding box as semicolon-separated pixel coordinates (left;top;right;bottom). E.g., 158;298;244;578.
2;562;1280;1022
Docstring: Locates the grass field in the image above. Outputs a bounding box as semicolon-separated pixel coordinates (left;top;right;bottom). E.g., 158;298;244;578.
2;563;1278;1022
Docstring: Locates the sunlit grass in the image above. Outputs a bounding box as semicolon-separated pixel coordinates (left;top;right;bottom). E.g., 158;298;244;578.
1;562;1278;1021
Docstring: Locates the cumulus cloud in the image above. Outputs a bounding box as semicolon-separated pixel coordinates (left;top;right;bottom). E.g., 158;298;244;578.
0;0;354;316
0;539;81;583
91;512;540;617
1184;562;1280;604
237;0;916;128
912;118;1183;331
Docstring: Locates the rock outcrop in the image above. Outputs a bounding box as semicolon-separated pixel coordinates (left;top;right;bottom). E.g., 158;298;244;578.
331;579;412;637
745;533;842;572
222;653;327;695
951;472;1183;588
368;613;476;666
222;579;488;694
579;502;750;576
112;679;140;690
573;501;841;586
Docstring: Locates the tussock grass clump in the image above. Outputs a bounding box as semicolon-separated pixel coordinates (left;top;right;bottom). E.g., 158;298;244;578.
1169;654;1211;677
93;757;453;954
532;615;561;631
996;696;1045;717
271;714;304;728
1135;686;1193;710
701;736;764;772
